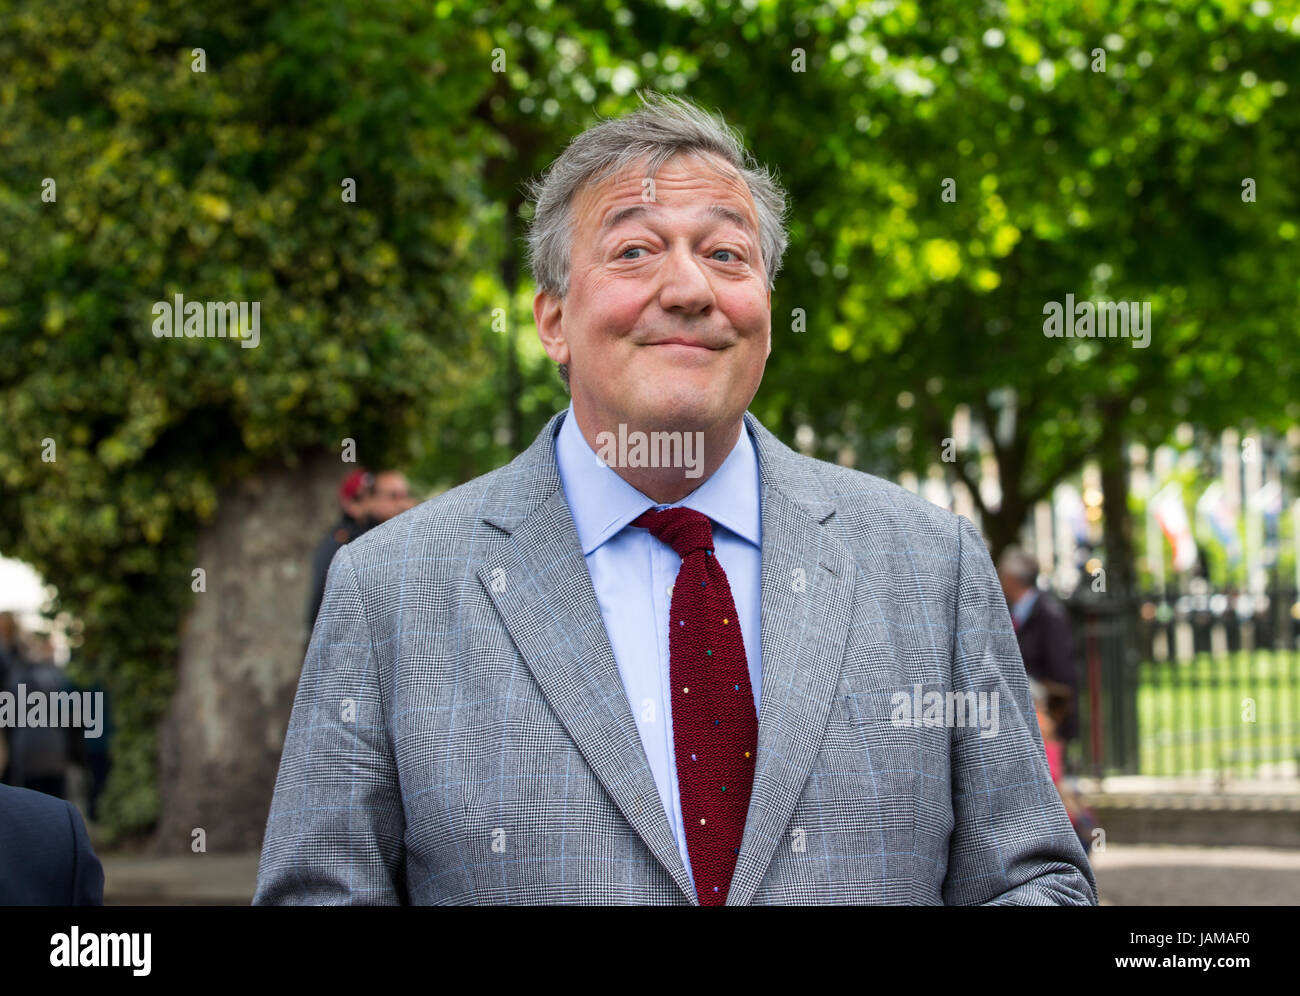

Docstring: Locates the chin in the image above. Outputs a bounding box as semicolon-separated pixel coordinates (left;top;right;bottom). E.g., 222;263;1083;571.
628;387;726;431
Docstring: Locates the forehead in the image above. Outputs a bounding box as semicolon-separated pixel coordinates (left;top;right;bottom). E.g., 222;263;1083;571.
572;151;759;235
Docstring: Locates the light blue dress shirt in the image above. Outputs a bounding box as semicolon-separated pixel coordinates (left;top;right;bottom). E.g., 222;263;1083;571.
553;402;763;892
1011;587;1039;629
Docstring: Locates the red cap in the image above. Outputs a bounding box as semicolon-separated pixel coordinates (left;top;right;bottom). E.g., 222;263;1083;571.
339;468;372;504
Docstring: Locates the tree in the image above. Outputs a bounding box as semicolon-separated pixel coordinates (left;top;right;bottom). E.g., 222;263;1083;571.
0;0;500;842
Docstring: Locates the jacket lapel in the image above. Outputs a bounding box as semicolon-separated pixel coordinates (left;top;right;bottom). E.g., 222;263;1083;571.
477;408;857;906
724;412;856;905
477;411;697;903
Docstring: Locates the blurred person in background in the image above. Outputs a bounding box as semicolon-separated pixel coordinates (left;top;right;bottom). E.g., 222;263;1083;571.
306;468;415;633
0;611;23;784
6;633;78;799
307;468;376;633
365;470;416;526
1031;678;1096;855
72;650;114;824
998;547;1080;749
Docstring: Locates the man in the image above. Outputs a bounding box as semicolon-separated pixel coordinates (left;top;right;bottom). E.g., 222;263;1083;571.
7;637;76;799
997;548;1080;744
306;468;373;633
365;468;416;524
0;783;104;904
256;92;1096;906
306;468;414;632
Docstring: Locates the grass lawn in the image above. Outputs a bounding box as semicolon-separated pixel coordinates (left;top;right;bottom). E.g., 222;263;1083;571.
1136;650;1300;777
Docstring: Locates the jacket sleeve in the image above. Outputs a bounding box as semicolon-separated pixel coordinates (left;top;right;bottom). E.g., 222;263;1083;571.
942;515;1098;906
254;544;406;905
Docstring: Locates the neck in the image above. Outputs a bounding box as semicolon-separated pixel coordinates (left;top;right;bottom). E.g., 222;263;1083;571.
569;401;743;505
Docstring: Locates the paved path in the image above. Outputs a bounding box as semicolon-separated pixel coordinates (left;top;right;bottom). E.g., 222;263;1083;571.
1090;845;1300;905
102;852;260;905
99;845;1300;905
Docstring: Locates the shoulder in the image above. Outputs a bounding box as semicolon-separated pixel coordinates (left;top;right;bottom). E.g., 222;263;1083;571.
339;460;532;581
751;419;967;557
0;786;103;905
815;458;958;537
0;782;71;829
0;785;79;876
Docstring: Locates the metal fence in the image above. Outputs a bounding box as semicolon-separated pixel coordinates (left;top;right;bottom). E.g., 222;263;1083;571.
1066;585;1300;784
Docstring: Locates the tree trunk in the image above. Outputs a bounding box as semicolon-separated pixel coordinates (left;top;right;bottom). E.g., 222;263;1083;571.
156;452;341;854
1099;410;1137;600
985;502;1026;566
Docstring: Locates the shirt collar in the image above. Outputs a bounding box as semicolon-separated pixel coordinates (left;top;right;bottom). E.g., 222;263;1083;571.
554;401;761;556
1012;587;1040;625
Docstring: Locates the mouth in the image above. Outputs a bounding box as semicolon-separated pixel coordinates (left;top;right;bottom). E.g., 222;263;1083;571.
644;337;724;351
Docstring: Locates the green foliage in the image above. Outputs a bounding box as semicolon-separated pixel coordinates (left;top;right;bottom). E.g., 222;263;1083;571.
700;1;1300;537
0;0;503;838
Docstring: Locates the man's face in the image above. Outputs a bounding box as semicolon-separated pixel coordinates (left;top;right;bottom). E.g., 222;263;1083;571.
341;495;365;522
998;571;1023;605
535;151;772;434
365;472;413;523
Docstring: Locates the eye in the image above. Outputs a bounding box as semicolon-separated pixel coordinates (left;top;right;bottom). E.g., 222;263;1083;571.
619;246;648;259
711;248;742;263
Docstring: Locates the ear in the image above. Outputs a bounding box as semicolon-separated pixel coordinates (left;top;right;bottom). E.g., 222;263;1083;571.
534;289;570;366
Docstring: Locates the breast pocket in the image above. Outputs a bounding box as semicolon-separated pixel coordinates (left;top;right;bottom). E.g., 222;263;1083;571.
835;683;938;783
800;683;932;812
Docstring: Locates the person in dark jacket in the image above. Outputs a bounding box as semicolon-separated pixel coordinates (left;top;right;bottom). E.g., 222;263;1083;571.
0;783;104;904
7;647;77;799
306;468;375;633
306;469;414;633
997;548;1080;743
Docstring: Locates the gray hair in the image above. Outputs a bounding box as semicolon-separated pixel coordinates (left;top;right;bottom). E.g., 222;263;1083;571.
997;547;1040;587
522;91;791;390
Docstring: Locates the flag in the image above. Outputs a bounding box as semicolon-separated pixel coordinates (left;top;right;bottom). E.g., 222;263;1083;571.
1153;483;1198;572
1055;484;1088;544
1250;479;1283;522
1196;481;1241;565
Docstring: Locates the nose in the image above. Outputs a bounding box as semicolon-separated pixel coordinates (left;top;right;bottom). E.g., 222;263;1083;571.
656;242;715;315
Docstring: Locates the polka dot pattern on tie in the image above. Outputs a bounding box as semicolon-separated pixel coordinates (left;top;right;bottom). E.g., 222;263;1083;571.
630;505;758;907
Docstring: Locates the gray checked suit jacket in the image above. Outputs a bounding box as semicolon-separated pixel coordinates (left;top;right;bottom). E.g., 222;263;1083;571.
254;408;1098;905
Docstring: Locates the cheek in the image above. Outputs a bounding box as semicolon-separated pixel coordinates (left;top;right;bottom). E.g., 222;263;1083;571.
576;274;645;330
723;286;771;332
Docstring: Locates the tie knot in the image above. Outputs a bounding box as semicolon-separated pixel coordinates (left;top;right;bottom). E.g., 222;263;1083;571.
631;506;714;559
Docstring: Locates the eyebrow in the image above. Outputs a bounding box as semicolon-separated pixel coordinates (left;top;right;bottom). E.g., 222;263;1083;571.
598;203;757;240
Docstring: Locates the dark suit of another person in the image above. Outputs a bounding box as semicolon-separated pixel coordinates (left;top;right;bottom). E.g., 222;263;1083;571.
1014;589;1079;742
306;516;372;634
0;784;104;904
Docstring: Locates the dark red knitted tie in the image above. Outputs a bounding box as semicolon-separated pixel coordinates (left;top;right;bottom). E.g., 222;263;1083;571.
631;506;757;906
